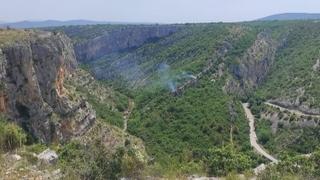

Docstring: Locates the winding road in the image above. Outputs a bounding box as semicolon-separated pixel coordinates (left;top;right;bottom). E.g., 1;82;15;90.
242;103;279;163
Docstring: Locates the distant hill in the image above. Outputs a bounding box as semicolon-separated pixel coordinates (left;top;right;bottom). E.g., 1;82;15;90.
0;20;124;29
260;13;320;21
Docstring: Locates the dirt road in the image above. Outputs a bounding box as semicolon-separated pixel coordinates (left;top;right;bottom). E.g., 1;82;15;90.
242;103;278;163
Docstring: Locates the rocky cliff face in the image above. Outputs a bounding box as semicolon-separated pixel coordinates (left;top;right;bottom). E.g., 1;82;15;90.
225;31;279;95
74;25;180;63
0;30;95;143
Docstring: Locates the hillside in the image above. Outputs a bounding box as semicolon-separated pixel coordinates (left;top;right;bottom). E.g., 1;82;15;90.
49;21;320;177
260;13;320;21
249;21;320;156
0;20;116;29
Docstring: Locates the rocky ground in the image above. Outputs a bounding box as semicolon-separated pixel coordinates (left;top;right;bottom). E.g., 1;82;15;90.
0;149;61;180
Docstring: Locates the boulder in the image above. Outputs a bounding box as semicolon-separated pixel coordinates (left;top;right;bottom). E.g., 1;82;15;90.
37;149;58;164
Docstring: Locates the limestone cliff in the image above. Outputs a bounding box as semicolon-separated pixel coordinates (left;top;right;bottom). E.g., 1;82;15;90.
73;25;180;63
0;30;95;143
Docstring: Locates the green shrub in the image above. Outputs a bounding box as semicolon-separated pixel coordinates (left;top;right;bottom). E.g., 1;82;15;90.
204;145;251;176
258;149;320;179
121;149;145;179
0;117;27;152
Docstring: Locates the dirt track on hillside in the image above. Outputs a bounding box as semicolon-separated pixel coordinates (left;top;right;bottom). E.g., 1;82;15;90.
242;103;278;163
264;102;320;118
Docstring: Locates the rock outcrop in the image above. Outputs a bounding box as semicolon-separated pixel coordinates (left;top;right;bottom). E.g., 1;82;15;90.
312;59;320;72
0;30;95;143
37;149;58;164
226;31;279;95
74;25;180;63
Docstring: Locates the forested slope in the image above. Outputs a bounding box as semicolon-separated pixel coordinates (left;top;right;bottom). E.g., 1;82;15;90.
47;21;320;177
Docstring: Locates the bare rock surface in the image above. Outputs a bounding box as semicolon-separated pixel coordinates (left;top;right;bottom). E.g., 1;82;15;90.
0;30;95;143
37;149;58;164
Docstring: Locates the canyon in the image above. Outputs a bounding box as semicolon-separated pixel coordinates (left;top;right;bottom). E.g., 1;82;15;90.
1;20;320;179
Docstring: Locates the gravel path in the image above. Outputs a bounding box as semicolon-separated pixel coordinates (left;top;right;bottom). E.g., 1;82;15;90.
242;103;279;163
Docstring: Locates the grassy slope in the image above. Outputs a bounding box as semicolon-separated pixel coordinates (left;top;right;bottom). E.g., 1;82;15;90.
0;29;30;47
255;21;320;107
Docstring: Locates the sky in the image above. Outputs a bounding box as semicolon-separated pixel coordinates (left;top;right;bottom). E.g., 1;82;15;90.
1;0;320;23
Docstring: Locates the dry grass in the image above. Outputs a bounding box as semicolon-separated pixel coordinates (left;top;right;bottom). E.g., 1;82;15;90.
0;29;30;47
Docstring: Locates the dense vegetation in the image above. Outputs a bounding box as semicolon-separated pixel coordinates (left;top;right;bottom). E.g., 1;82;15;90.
55;21;320;176
247;22;320;157
258;149;320;179
255;22;320;108
255;110;320;155
129;76;255;175
99;24;267;176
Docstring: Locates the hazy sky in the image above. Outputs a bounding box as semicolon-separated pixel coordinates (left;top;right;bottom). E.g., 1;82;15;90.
1;0;320;23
